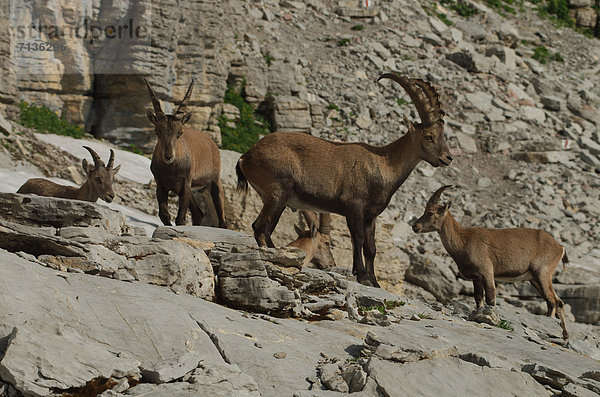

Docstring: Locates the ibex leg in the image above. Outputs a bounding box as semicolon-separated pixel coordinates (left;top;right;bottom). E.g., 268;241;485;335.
363;217;380;288
156;184;171;226
175;183;192;225
211;180;228;229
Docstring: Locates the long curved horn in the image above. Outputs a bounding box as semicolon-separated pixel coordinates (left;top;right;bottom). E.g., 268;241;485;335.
318;213;331;235
106;149;115;169
83;146;104;168
174;79;194;118
144;78;164;117
377;72;444;127
428;185;453;206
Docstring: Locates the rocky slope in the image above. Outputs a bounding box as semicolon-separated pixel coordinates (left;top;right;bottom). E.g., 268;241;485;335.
0;193;599;397
1;0;600;395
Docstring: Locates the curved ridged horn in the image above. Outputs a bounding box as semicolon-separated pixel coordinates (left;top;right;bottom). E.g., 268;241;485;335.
83;146;104;168
377;72;444;127
318;213;331;235
175;79;195;118
144;78;164;117
107;149;115;169
428;185;453;206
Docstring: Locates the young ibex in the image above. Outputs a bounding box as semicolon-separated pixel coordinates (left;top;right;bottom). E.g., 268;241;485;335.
145;78;227;228
287;211;335;269
17;146;120;203
412;185;569;339
237;73;453;286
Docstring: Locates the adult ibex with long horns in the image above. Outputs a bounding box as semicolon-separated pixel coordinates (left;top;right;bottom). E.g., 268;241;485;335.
18;146;120;203
236;73;453;286
145;78;227;228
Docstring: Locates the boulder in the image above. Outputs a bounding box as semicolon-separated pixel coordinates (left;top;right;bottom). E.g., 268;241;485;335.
0;193;127;234
404;254;462;303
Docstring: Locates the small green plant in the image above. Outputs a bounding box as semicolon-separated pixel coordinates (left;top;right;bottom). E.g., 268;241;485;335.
18;100;84;138
345;357;358;363
485;0;516;15
263;51;275;67
546;0;570;21
495;319;514;331
327;103;340;111
417;312;433;319
337;38;350;46
437;13;454;26
218;82;270;153
384;300;405;310
532;45;550;63
532;45;564;64
125;143;145;155
351;24;364;31
445;0;476;17
396;98;411;106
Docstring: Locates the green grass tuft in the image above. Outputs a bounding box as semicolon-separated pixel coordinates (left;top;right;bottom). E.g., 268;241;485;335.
351;24;364;31
18;100;84;138
495;319;514;331
219;81;270;153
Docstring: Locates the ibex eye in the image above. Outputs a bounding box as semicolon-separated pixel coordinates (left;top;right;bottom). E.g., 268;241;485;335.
427;212;434;216
425;135;433;141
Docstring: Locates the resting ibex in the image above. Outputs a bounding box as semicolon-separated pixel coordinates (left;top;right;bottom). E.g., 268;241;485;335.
412;185;569;339
237;73;453;286
17;146;120;203
287;211;335;269
145;78;227;228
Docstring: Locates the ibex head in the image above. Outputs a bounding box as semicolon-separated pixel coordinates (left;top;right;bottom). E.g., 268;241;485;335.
288;211;335;269
412;185;453;233
145;79;194;164
377;73;453;167
82;146;120;203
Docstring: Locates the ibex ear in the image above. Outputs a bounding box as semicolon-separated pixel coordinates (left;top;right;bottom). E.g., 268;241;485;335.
112;164;121;175
82;159;93;176
147;110;157;124
180;113;192;125
444;199;453;212
403;115;416;136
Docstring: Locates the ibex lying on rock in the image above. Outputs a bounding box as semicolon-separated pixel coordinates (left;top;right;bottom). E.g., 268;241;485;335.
237;73;453;286
145;78;227;227
412;185;569;339
17;146;120;203
287;211;335;269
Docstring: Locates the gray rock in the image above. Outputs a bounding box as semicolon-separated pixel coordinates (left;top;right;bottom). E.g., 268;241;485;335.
141;353;203;383
271;96;312;132
405;254;462;303
218;253;299;315
468;306;501;326
0;320;140;397
367;357;548;396
0;114;11;135
0;193;126;234
554;284;600;324
541;95;564;111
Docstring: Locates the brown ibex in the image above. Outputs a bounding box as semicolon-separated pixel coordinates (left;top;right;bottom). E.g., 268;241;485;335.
236;73;453;286
287;211;335;269
145;78;227;228
412;185;569;339
17;146;120;203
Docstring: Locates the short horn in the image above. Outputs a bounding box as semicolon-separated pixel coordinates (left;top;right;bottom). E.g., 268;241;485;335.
144;78;164;117
428;185;453;206
107;149;115;169
377;72;444;127
301;210;318;236
175;79;194;117
318;213;331;235
83;146;104;168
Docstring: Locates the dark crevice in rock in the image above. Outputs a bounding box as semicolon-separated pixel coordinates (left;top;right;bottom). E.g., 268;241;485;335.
194;319;231;365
